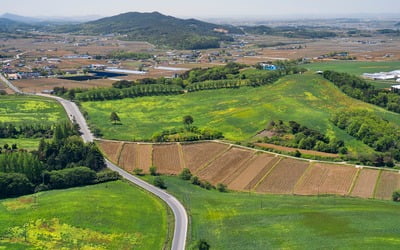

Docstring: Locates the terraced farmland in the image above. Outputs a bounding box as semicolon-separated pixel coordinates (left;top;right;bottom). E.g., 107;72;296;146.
98;140;400;200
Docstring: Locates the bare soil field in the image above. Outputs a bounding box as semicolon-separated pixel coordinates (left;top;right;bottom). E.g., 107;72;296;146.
254;143;339;158
182;142;230;173
153;144;183;175
228;153;277;191
374;171;400;200
197;147;254;185
13;78;114;93
294;163;358;196
255;158;310;194
118;143;138;173
136;144;153;173
97;140;398;199
245;157;282;190
350;169;380;199
97;140;123;164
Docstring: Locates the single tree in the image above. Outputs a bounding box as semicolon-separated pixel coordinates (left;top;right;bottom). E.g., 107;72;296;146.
110;112;121;125
192;239;210;250
393;190;400;202
183;115;194;129
133;168;144;176
216;183;228;192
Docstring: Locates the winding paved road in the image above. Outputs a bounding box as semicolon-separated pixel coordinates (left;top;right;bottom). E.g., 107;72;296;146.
39;94;188;250
0;74;188;250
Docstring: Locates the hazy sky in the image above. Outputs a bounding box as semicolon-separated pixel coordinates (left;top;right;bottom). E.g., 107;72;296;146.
2;0;400;18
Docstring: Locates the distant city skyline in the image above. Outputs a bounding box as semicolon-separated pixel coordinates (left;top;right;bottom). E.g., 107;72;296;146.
2;0;400;19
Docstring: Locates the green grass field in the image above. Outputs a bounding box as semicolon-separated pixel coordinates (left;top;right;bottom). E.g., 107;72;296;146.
306;61;400;76
0;138;41;151
0;181;169;249
0;95;67;125
144;176;400;249
82;73;400;154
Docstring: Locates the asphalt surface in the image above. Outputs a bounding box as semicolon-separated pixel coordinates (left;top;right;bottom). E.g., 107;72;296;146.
0;77;188;250
39;94;188;250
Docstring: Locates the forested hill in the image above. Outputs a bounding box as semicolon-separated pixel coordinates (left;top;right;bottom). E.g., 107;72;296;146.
0;18;34;32
51;12;243;49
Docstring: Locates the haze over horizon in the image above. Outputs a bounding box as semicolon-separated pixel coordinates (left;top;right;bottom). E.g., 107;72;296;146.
1;0;400;20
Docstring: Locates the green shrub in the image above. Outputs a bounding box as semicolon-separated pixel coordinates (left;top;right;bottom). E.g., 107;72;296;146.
392;190;400;202
0;172;34;198
217;183;228;192
179;168;192;180
153;176;167;189
150;166;158;176
95;170;121;183
46;167;96;189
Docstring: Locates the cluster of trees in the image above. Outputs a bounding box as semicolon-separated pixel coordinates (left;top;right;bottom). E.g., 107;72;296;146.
179;168;227;192
331;110;399;166
75;84;183;101
0;123;53;139
181;63;246;84
0;122;117;198
264;120;347;154
152;116;223;142
323;71;400;113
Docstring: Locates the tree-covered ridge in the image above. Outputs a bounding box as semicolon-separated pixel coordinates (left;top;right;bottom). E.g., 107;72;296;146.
331;109;399;167
0;18;34;33
241;25;337;38
50;12;242;49
323;70;400;113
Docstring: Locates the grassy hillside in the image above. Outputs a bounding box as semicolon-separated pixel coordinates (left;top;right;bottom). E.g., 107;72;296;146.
0;181;169;249
0;95;66;125
52;12;241;49
82;73;400;155
144;176;400;249
306;61;400;76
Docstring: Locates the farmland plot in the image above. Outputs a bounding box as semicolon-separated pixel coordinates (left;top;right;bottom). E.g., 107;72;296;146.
226;153;276;190
375;171;400;200
118;143;138;172
245;157;282;190
197;147;254;185
136;144;153;173
350;169;380;199
256;158;310;194
294;163;357;196
97;140;123;164
153;144;183;175
182;142;229;173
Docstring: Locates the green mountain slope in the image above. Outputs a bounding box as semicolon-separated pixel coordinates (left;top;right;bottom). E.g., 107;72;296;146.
52;12;242;49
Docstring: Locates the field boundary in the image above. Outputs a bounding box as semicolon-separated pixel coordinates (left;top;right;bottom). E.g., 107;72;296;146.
347;168;361;196
193;144;232;175
292;162;313;194
220;152;257;184
252;157;283;191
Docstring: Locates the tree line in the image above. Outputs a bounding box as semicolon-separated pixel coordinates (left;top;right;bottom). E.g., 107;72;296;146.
331;109;398;167
0;123;53;139
0;122;118;199
323;71;400;113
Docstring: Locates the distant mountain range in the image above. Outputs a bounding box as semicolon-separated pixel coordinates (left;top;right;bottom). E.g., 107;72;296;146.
0;13;102;24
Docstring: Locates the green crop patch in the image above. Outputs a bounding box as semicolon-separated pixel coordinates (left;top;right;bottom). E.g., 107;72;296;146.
0;95;67;125
0;181;169;250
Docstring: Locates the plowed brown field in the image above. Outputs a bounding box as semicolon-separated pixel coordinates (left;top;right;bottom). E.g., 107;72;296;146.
375;171;400;200
227;153;276;190
294;163;357;196
182;142;229;173
118;143;138;173
350;169;380;199
136;144;153;173
153;144;183;175
97;141;123;164
197;147;254;185
256;158;310;194
244;157;282;190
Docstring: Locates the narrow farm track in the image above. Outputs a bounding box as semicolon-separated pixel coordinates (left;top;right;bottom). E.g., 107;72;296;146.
0;73;189;250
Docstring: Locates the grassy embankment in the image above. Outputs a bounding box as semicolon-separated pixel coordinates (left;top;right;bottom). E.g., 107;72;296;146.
144;175;400;250
0;181;170;249
82;73;400;155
